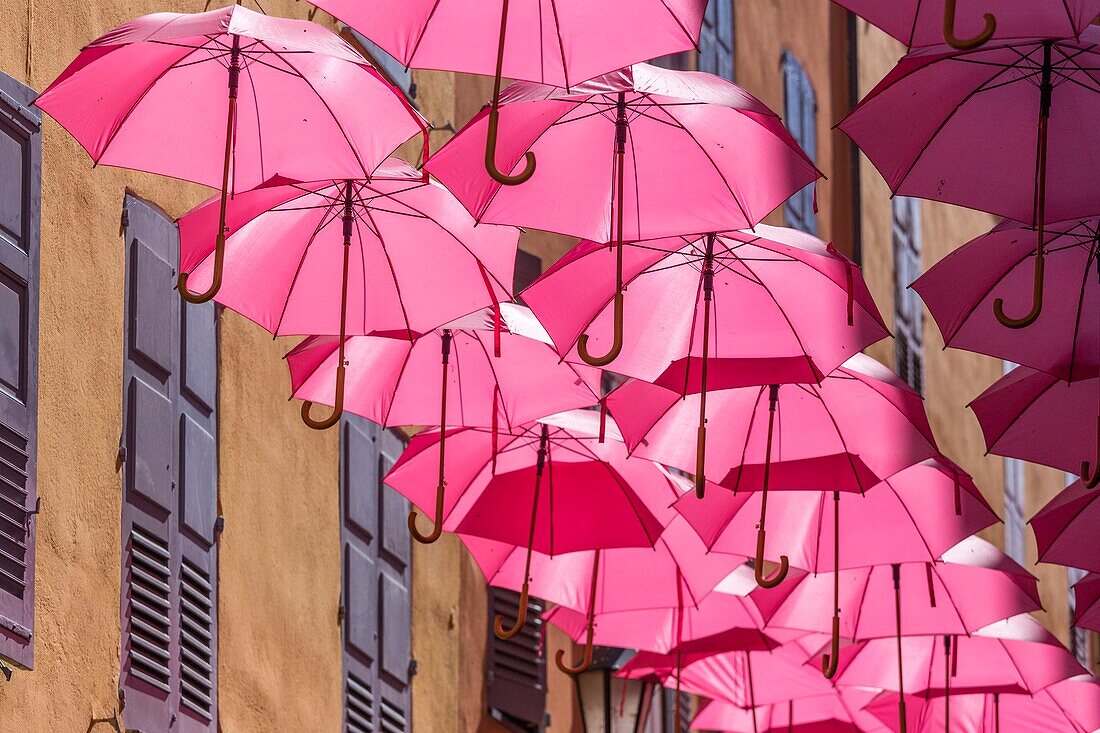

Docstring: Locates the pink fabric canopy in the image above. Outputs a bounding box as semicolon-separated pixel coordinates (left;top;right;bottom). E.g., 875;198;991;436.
426;64;820;242
691;690;885;733
1031;479;1100;574
1074;573;1100;634
309;0;707;87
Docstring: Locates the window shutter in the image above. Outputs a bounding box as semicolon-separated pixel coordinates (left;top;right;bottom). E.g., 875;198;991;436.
892;197;923;394
342;418;412;733
0;70;41;671
698;0;734;81
487;588;547;730
120;195;219;732
782;50;818;235
512;250;543;304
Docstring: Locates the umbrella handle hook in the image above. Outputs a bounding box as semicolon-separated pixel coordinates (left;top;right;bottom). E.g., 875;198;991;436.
577;291;624;366
754;528;789;588
943;0;996;50
407;477;445;544
178;239;225;304
300;363;345;430
493;582;530;640
993;253;1044;328
485;106;535;185
821;614;841;679
554;636;594;675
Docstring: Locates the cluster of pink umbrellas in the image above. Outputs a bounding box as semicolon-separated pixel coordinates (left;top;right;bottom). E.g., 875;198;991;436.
34;0;1100;732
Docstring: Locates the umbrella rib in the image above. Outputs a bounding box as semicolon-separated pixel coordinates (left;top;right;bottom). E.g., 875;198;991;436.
1067;238;1099;380
932;566;971;633
240;50;267;185
887;482;937;561
404;0;445;68
545;0;571;89
811;490;827;573
450;335;469;427
378;341;417;430
848;566;873;640
678;254;709;397
272;202;344;336
974;375;1058;453
360;205;416;338
655;0;699;47
468;330;518;431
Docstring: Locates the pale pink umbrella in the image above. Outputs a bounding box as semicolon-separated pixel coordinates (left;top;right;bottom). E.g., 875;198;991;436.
286;304;600;542
833;0;1100;50
523;227;888;496
178;159;519;430
691;689;885;733
675;458;998;677
865;675;1100;733
839;31;1100;328
911;217;1099;384
462;517;757;674
969;365;1099;488
608;353;940;588
427;63;821;363
1073;573;1100;633
1031;479;1100;573
384;410;672;639
35;4;427;302
309;0;707;184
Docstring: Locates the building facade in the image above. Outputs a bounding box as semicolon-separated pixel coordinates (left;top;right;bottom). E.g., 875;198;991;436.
0;1;1093;731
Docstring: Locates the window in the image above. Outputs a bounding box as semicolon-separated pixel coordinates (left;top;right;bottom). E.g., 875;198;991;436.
119;195;220;731
641;688;692;732
892;197;923;393
487;588;547;732
513;249;543;304
341;417;412;733
652;0;734;80
782;49;817;235
1068;566;1091;667
0;71;41;671
346;29;415;101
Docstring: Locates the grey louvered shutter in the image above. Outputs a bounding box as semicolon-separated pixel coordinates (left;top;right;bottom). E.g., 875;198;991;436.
487;589;547;730
341;417;412;733
0;71;41;670
782;50;818;235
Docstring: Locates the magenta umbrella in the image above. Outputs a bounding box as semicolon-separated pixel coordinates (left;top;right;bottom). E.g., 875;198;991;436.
523;226;888;495
969;365;1099;488
839;31;1100;328
609;353;940;587
35;4;427;303
1031;479;1100;573
462;517;758;674
384;410;673;638
427;64;820;361
178;159;519;430
833;0;1100;50
1073;573;1100;633
691;689;886;733
912;217;1099;383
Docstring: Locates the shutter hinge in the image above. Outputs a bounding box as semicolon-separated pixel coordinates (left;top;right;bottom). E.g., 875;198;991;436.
408;659;418;677
337;602;346;625
0;658;12;682
119;207;129;236
213;515;225;540
116;441;127;467
23;497;40;529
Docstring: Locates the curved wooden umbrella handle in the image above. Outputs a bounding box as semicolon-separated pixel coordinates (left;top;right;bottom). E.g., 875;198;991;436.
899;698;908;733
1083;415;1099;488
178;232;226;304
493;581;530;640
301;363;345;430
486;105;535;186
821;614;841;679
555;637;594;675
694;425;707;499
943;0;996;50
407;475;445;544
993;254;1044;328
754;528;789;588
409;331;453;543
578;292;624;366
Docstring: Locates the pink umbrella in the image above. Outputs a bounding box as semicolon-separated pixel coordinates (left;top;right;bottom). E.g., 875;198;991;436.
691;689;885;733
427;63;820;362
309;0;707;184
35;4;427;302
463;517;757;674
675;459;998;678
1031;479;1100;573
384;410;672;638
911;217;1099;384
609;353;940;587
866;675;1100;733
839;31;1100;328
178;159;519;430
523;227;888;495
833;0;1100;50
1073;573;1100;633
969;365;1099;488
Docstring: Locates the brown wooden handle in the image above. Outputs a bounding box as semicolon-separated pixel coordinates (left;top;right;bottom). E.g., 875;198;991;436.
943;0;996;50
694;425;707;499
821;614;840;679
754;528;789;588
899;697;908;733
407;477;445;545
993;252;1043;328
300;363;345;430
178;232;226;304
554;637;594;675
493;582;529;640
1083;417;1099;488
577;291;624;367
485;104;535;186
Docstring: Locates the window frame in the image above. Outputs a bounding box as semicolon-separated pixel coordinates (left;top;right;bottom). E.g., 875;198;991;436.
892;196;923;394
781;49;818;235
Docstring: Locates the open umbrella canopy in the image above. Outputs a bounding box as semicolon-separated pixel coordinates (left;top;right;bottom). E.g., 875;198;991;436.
1031;479;1100;574
1073;573;1100;633
285;303;600;430
426;63;820;242
912;218;1099;383
691;689;885;733
522;226;888;387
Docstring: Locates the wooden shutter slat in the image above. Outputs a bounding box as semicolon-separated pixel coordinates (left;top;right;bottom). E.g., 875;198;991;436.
487;589;547;727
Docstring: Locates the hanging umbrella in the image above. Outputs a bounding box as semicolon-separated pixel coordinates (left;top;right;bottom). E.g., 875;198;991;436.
463;517;758;674
1073;573;1100;633
674;459;999;679
912;217;1099;384
384;410;673;638
691;689;885;733
833;0;1100;50
178;159;519;430
865;675;1100;733
523;226;888;495
969;365;1099;488
1031;479;1100;573
35;4;428;302
309;0;708;184
839;31;1100;328
812;614;1087;733
427;63;821;365
286;304;601;541
608;353;940;589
